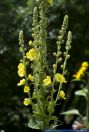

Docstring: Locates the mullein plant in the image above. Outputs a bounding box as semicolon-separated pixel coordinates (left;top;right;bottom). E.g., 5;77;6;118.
17;0;72;131
61;62;89;129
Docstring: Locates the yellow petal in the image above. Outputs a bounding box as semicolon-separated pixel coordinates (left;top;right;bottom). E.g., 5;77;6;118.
43;76;52;86
17;79;25;86
28;74;34;82
24;86;30;93
26;48;36;61
29;40;33;46
23;98;31;106
82;62;88;67
18;63;25;77
59;90;66;100
18;69;25;77
55;73;66;83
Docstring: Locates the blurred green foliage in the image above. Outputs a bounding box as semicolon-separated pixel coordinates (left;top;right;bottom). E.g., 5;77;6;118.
0;0;89;131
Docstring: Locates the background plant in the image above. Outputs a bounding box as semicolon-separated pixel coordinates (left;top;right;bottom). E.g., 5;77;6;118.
61;62;89;129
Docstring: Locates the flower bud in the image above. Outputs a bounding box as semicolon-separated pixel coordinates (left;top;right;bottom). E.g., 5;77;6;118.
58;58;62;63
63;52;67;56
61;65;63;69
58;51;62;56
53;52;57;56
53;64;56;69
66;46;69;50
67;55;70;59
58;36;62;40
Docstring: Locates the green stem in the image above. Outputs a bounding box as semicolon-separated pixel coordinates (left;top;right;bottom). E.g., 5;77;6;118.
55;51;68;103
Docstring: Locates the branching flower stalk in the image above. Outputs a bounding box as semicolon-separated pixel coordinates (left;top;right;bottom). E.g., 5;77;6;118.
17;0;72;131
51;15;69;103
56;31;72;102
31;0;49;129
18;31;31;98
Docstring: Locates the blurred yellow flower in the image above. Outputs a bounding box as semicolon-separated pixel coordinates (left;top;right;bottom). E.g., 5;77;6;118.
26;48;36;61
24;86;30;93
43;76;52;86
23;98;31;106
55;73;66;83
47;0;53;5
59;90;66;100
17;79;25;86
18;63;25;77
82;61;88;67
74;61;89;80
29;40;33;46
28;74;34;82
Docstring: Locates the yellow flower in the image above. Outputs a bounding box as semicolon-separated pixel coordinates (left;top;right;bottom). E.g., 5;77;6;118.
29;40;33;46
59;90;66;100
23;98;31;106
47;0;53;6
17;79;25;86
24;86;30;93
28;74;34;82
82;62;88;67
74;62;89;80
55;73;66;83
26;48;36;61
43;76;52;86
18;63;25;77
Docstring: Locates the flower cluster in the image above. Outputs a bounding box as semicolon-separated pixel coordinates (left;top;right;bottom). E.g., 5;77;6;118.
59;90;66;100
18;63;25;77
55;73;66;83
26;48;36;61
17;0;72;130
74;62;89;80
43;76;52;86
17;79;25;86
23;98;31;106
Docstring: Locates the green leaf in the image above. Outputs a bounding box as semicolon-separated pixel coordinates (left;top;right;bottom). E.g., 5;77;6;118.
50;120;58;129
75;88;88;98
28;116;42;129
50;120;62;129
61;109;80;115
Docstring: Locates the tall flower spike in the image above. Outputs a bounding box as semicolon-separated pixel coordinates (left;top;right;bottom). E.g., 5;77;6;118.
19;31;24;53
54;15;69;73
32;7;39;46
57;15;68;46
62;31;72;75
18;30;29;90
55;21;72;103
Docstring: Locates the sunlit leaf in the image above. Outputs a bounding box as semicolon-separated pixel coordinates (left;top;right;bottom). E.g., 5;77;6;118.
28;116;42;129
61;109;80;115
75;88;88;98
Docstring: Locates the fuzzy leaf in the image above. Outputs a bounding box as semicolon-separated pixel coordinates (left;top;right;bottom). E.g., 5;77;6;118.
28;116;42;129
75;88;88;98
61;109;80;115
50;120;62;129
